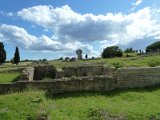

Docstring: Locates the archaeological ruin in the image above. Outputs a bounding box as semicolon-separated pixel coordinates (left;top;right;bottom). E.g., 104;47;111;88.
1;65;160;94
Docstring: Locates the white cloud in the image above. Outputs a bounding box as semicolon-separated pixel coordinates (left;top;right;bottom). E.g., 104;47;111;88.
17;5;160;48
0;24;97;56
0;11;14;17
131;0;143;10
1;5;160;58
132;0;143;6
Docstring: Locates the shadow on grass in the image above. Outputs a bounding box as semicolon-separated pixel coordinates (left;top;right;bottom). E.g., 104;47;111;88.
12;75;21;82
45;84;160;100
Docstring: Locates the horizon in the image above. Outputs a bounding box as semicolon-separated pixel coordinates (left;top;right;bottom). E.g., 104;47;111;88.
0;0;160;60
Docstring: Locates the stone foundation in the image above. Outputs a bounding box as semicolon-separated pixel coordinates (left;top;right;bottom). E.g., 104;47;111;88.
2;66;160;94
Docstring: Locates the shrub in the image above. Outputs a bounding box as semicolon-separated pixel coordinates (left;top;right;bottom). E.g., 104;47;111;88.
112;62;123;69
148;60;160;67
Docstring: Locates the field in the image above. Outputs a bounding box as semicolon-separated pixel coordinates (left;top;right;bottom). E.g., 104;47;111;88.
1;87;160;120
51;53;160;68
0;72;21;83
0;62;31;83
1;54;160;119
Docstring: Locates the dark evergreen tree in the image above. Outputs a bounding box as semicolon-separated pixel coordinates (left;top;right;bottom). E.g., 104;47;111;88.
13;47;20;65
85;54;88;59
0;42;6;64
124;47;135;53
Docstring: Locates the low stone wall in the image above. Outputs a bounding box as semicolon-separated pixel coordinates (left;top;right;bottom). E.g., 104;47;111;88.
117;67;160;88
1;67;160;94
62;66;116;77
21;65;116;81
33;65;56;80
0;76;116;94
0;68;24;73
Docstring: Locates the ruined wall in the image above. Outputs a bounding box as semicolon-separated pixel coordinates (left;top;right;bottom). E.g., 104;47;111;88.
117;67;160;88
21;67;34;81
21;66;116;80
33;65;56;80
1;67;160;94
0;68;24;73
0;76;116;94
62;66;116;77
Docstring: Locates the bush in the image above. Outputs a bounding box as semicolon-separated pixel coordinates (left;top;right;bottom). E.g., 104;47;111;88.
148;60;160;67
112;62;123;69
102;46;123;58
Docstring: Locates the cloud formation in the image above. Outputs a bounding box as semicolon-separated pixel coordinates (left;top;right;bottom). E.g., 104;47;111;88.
131;0;143;10
0;24;97;56
0;5;160;58
17;5;160;46
132;0;143;6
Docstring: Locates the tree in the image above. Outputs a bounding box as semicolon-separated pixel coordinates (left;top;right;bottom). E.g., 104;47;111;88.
146;41;160;52
85;54;88;59
0;42;6;64
102;46;123;58
124;47;135;53
13;47;20;65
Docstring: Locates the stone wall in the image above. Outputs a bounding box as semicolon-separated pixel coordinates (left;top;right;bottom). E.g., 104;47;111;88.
33;65;56;80
1;66;160;94
0;75;116;94
117;67;160;88
21;67;34;81
0;68;24;73
21;65;116;80
62;66;116;77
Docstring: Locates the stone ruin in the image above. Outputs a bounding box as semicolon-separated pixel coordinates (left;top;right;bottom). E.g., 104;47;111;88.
76;49;83;60
21;65;116;81
3;66;160;94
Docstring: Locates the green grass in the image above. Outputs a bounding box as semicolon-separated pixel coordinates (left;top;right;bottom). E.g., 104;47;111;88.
0;73;21;83
51;54;160;68
1;87;160;119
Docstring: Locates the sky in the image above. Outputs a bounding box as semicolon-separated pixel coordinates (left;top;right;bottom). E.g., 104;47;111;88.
0;0;160;60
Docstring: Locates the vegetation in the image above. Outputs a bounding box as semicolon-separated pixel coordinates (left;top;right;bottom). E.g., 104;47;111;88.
85;54;88;59
50;54;160;68
13;47;20;65
124;47;135;53
102;46;122;58
0;42;6;64
146;41;160;52
1;87;160;119
0;72;21;83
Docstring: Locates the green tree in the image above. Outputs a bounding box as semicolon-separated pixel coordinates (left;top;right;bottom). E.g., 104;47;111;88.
0;42;6;64
85;54;88;59
124;47;135;53
102;46;122;58
146;41;160;52
13;47;20;65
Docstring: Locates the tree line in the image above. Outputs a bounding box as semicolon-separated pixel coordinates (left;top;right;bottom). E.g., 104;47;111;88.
0;42;20;65
0;40;159;63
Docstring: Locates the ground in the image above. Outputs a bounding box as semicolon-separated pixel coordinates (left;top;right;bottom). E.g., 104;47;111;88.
1;54;160;120
1;87;160;120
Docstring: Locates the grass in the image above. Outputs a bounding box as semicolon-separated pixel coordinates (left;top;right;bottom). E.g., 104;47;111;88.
50;54;160;68
0;73;21;83
1;87;160;119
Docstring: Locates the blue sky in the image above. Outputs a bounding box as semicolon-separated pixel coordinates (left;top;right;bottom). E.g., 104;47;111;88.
0;0;160;60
